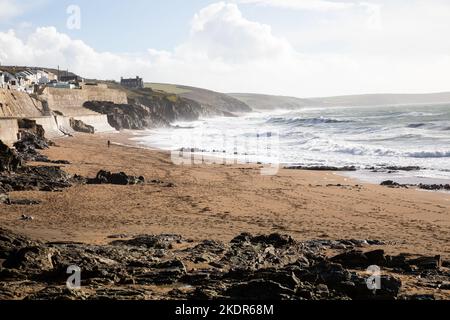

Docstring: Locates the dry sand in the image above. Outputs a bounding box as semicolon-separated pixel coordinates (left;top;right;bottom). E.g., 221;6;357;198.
1;132;449;259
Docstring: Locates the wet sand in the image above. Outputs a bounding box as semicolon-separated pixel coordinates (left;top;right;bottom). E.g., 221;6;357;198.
1;132;449;259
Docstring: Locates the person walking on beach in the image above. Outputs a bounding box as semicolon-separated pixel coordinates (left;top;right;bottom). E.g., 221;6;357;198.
107;140;111;148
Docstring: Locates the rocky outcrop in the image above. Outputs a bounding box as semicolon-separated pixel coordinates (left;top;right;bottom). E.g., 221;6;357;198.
0;140;22;172
0;166;72;192
380;180;450;191
0;230;448;300
69;118;95;134
17;119;46;139
83;101;170;130
82;170;145;186
14;131;50;162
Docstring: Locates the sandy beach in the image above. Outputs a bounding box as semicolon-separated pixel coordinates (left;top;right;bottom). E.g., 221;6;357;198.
0;132;448;260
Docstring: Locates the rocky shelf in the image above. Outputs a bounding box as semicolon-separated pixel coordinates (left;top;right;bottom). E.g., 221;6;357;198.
0;229;448;300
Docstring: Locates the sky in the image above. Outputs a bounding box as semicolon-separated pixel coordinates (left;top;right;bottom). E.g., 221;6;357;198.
1;0;450;97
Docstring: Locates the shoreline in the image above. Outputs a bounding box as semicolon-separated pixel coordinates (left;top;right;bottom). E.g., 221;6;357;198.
119;130;450;192
0;131;448;260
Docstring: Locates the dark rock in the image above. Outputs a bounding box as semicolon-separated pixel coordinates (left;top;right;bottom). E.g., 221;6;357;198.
231;232;295;248
285;166;357;172
300;261;352;286
4;246;56;271
225;279;295;300
340;274;402;300
385;166;421;171
152;259;186;272
380;180;406;188
87;170;145;185
17;119;46;140
418;184;450;191
0;166;72;192
408;255;441;270
84;101;170;130
111;234;182;249
401;294;436;300
0;228;446;301
24;287;90;300
0;228;34;259
330;250;370;268
69;118;95;134
0;140;23;172
92;288;147;300
6;199;41;206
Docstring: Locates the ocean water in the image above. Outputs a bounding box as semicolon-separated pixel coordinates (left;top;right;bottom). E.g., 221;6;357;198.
131;104;450;184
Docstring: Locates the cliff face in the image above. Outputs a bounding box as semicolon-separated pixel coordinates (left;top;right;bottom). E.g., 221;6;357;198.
0;89;45;117
126;88;216;122
83;101;170;130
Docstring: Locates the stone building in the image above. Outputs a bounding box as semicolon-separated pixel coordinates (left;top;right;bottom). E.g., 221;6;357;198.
120;76;144;89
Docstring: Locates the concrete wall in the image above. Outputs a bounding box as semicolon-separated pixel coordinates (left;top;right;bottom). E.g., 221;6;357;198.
28;117;65;139
0;118;19;146
0;89;44;117
55;116;75;135
43;86;127;116
1;85;123;143
73;114;115;133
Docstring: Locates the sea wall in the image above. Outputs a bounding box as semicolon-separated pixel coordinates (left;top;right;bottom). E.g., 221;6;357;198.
1;86;125;143
43;86;128;116
0;118;19;145
0;89;45;117
73;114;115;133
27;117;65;139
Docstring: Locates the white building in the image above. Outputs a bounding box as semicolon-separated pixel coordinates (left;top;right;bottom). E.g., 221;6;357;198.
0;71;5;88
15;69;52;85
2;72;24;91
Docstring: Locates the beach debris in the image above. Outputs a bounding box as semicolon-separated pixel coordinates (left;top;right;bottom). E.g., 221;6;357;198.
20;214;34;221
0;228;448;300
87;170;145;186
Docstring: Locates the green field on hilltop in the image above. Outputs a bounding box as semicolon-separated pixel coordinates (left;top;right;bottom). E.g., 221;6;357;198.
145;83;192;95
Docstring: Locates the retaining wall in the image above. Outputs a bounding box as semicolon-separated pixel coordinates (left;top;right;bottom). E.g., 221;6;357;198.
0;118;19;146
0;89;44;117
43;86;127;116
73;114;115;133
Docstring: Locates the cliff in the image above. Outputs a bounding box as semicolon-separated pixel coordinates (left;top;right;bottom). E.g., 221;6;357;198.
0;89;45;117
147;83;252;114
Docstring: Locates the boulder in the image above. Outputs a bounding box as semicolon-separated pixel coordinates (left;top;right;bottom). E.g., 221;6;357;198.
69;118;95;134
330;250;370;268
87;170;145;185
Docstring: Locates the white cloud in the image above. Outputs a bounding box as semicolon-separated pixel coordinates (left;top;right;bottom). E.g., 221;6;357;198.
183;2;294;63
236;0;355;11
0;1;450;97
0;0;23;20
